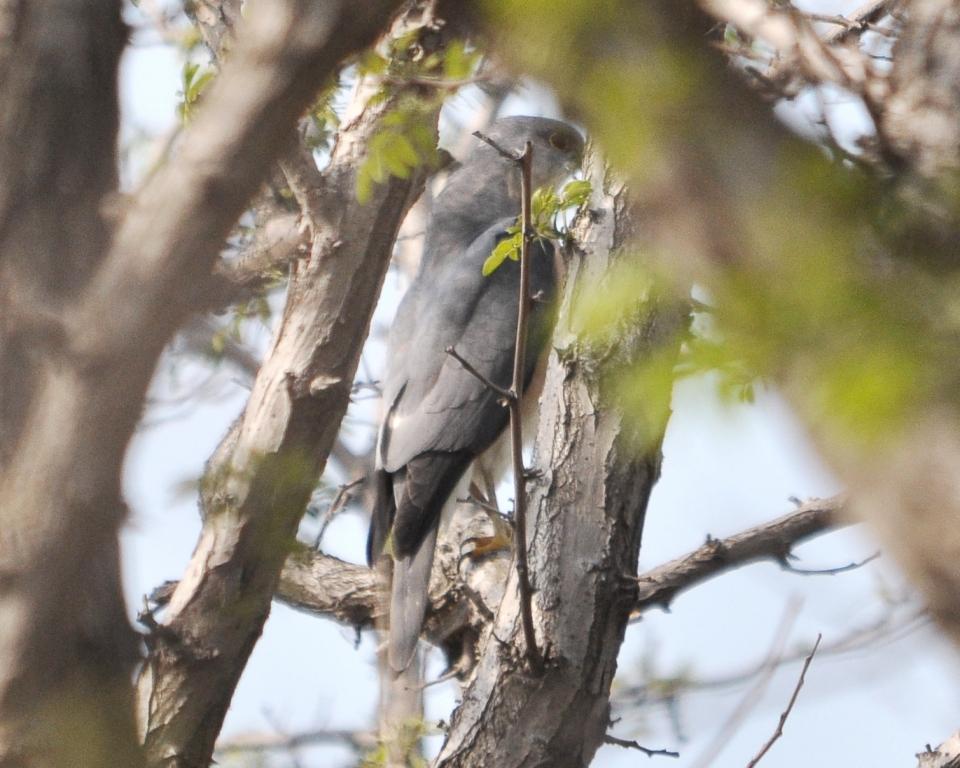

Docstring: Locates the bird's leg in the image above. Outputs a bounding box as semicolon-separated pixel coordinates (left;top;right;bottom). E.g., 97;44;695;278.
481;464;499;511
461;470;513;559
465;508;513;558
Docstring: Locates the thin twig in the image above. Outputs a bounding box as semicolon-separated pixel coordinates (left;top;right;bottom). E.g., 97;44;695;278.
445;346;514;400
472;129;523;161
510;140;543;673
745;634;822;768
780;551;879;576
313;477;364;548
603;734;679;759
689;598;802;768
456;131;542;671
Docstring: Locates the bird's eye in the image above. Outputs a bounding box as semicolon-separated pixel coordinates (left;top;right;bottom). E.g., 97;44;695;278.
549;131;573;152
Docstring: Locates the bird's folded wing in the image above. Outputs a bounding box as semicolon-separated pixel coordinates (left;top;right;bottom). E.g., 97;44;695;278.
381;218;555;473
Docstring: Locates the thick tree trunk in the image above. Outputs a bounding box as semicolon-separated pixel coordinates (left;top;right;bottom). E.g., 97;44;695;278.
0;3;140;766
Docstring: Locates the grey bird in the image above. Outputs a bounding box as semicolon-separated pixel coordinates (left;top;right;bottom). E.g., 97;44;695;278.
367;116;585;672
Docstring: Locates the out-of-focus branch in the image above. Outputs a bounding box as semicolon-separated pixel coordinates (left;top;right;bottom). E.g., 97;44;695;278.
73;0;404;374
613;605;927;715
702;0;892;96
215;727;377;758
633;496;847;615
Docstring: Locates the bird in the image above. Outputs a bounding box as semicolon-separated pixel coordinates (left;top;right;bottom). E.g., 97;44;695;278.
367;115;585;672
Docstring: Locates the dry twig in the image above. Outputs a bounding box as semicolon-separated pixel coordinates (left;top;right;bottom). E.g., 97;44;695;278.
745;634;822;767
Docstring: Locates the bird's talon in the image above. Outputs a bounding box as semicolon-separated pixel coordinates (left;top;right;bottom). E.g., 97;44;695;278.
461;530;513;560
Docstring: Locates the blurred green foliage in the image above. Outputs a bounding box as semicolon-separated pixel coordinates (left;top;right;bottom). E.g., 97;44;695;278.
177;61;215;123
484;0;960;454
482;179;592;276
356;41;480;203
361;717;435;768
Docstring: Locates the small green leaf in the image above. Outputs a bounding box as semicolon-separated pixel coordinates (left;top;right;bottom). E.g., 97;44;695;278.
560;179;592;208
357;51;389;76
482;234;521;276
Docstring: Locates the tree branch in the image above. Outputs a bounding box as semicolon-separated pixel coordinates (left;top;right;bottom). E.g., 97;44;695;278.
72;0;404;372
917;732;960;768
131;3;429;765
745;634;821;768
603;734;679;759
633;495;847;614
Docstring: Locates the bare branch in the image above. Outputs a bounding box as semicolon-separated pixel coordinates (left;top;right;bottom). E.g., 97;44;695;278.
745;634;822;768
603;734;679;759
780;551;879;576
216;727;377;757
689;599;802;768
509;140;542;672
633;495;847;615
445;346;514;400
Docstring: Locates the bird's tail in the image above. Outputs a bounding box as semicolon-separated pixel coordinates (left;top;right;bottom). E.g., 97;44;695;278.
388;524;438;672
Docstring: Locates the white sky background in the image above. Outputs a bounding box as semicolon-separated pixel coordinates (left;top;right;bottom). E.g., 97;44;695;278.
118;2;960;766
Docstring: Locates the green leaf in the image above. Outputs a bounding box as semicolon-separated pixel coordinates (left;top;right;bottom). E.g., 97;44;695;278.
357;50;389;76
560;179;592;208
178;62;215;123
482;234;521;276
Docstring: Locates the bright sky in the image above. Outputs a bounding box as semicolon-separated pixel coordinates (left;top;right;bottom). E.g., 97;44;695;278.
117;3;960;765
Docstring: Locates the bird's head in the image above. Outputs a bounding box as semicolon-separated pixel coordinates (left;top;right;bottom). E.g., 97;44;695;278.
474;116;585;191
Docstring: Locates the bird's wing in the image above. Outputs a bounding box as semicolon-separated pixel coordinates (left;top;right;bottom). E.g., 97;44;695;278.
381;219;556;475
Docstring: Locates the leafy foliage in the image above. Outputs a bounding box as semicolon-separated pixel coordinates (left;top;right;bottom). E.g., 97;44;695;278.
356;98;438;204
176;61;215;123
481;179;592;276
361;717;436;768
356;40;480;203
303;77;342;154
484;0;960;452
